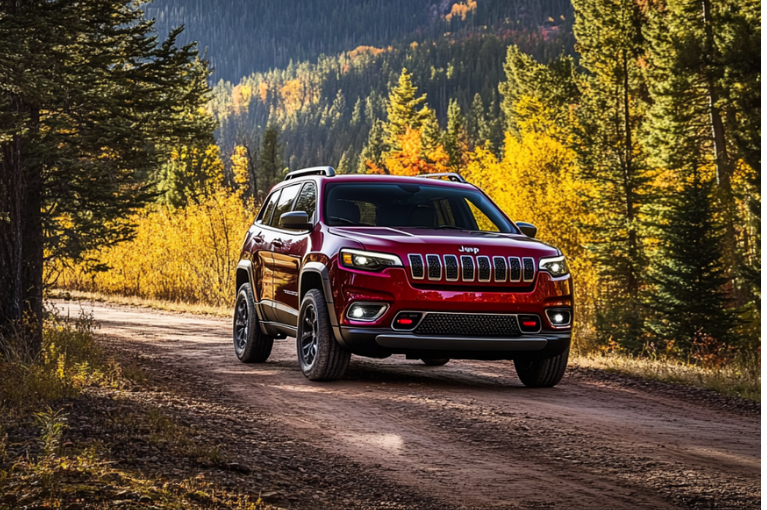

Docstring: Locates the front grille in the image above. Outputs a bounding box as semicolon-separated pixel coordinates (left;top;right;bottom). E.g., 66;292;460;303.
444;255;459;281
509;257;521;282
477;256;491;282
426;254;441;280
414;313;522;337
523;257;535;282
461;256;474;281
409;254;424;279
493;256;507;282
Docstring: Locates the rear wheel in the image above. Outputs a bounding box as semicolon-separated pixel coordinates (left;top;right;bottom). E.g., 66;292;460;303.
297;289;350;381
514;348;569;388
233;283;274;363
421;358;450;366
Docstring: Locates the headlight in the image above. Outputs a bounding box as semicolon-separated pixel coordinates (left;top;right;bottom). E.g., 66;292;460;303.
340;249;403;272
539;255;569;277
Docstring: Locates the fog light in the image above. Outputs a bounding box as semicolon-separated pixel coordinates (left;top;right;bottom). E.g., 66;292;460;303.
392;312;422;330
346;303;388;322
545;309;572;328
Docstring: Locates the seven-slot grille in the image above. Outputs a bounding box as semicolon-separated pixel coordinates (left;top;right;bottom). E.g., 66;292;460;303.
414;313;522;337
407;253;537;284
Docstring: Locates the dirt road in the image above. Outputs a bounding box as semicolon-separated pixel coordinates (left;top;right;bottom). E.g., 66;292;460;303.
58;301;760;509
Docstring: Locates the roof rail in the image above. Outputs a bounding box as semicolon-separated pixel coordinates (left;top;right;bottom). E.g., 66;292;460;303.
416;172;467;183
284;166;336;181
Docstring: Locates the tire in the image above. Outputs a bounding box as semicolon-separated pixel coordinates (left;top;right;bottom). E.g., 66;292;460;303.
297;289;350;381
233;283;274;363
513;348;569;388
421;358;450;366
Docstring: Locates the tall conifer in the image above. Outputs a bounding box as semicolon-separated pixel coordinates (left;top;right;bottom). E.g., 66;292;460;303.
384;68;430;150
571;0;652;350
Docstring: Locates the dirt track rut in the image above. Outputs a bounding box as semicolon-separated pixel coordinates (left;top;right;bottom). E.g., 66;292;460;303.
58;302;760;509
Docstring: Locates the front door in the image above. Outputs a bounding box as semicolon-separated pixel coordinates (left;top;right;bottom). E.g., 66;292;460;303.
272;181;316;327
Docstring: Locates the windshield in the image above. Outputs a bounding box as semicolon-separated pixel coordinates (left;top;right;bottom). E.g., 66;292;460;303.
323;182;517;233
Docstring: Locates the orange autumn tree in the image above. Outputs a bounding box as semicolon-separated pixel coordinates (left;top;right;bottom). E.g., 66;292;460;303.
367;127;449;176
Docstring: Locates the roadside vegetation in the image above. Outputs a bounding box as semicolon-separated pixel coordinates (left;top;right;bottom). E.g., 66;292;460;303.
0;310;269;509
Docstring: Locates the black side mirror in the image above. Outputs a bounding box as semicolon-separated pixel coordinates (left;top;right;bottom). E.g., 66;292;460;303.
516;222;537;238
279;211;313;231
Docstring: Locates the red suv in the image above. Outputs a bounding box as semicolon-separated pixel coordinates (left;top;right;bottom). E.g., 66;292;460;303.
233;167;573;387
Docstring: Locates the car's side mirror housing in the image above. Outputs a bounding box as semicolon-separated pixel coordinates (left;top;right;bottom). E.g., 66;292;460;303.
516;222;537;238
279;211;313;231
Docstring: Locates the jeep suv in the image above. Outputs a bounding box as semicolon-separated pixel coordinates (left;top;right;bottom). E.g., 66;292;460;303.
233;167;573;387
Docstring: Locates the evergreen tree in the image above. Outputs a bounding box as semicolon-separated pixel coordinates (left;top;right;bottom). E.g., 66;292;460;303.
644;0;760;309
443;99;468;171
384;68;430;150
420;108;442;157
0;0;212;354
571;0;652;350
358;120;387;173
258;126;284;192
468;93;490;148
647;170;735;356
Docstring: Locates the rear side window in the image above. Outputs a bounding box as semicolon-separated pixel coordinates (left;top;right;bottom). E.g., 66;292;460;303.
292;182;317;222
256;190;281;225
269;183;301;228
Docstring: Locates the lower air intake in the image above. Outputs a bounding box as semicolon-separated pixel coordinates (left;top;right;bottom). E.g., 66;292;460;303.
414;313;521;337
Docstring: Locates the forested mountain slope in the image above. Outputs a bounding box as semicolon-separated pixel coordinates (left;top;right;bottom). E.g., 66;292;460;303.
145;0;574;82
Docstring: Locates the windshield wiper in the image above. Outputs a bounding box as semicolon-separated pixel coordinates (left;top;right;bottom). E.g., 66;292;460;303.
434;225;463;230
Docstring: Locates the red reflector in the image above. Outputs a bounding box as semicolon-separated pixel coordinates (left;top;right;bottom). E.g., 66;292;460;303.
397;318;413;325
522;321;537;327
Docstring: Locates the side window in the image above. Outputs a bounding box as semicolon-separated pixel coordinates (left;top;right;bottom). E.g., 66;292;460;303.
256;190;281;225
292;182;317;222
269;184;301;228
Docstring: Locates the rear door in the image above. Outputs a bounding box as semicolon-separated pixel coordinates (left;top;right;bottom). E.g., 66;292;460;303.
272;181;316;326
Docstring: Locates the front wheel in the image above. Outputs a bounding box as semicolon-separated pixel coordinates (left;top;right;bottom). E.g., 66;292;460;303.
513;348;569;388
233;283;274;363
297;289;350;381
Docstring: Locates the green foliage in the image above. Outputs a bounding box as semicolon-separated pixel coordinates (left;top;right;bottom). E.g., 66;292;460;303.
257;126;286;192
443;99;468;170
646;172;735;358
571;0;652;350
384;68;431;150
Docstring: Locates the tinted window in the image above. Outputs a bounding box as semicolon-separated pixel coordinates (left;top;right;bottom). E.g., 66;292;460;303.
323;183;516;233
256;190;281;225
269;184;301;228
292;182;317;222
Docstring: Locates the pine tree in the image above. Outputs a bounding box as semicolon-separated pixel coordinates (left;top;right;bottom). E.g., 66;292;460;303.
571;0;652;350
644;0;760;310
359;120;387;173
384;68;430;150
0;0;212;355
420;108;442;157
647;171;735;357
468;93;490;148
443;99;469;171
258;126;284;191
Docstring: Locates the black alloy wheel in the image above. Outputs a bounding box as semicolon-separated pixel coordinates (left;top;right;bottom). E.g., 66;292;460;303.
232;283;274;363
297;289;350;381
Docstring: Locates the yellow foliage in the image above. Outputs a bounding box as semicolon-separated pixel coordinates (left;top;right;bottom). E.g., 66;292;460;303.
445;1;477;22
347;46;386;59
257;82;269;102
368;128;450;176
57;185;256;308
280;79;303;112
230;145;250;188
465;130;600;350
231;84;253;114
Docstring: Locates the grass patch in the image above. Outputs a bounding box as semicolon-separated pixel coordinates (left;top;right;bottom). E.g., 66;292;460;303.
572;353;761;402
49;289;230;317
0;310;269;509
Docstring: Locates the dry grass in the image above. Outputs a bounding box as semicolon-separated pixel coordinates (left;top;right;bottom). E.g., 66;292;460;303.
572;353;761;402
48;289;230;317
0;310;268;509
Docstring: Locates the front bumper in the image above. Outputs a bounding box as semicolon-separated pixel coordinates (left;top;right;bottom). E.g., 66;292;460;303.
338;326;571;361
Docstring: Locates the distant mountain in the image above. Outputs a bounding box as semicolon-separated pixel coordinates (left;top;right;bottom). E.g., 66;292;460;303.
144;0;574;82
